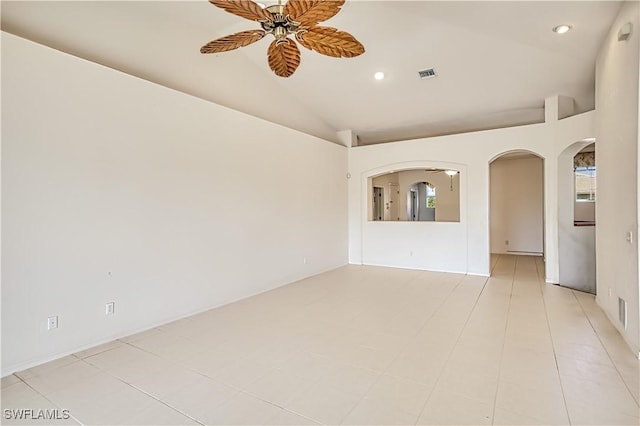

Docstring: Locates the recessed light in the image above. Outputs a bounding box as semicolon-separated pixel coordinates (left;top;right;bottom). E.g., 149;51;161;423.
553;24;571;34
374;71;385;80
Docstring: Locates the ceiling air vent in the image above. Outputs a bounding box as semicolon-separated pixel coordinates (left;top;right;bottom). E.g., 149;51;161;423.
418;68;437;79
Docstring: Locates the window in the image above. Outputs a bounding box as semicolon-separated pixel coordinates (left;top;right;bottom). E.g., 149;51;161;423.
575;165;596;202
426;185;436;208
573;145;596;226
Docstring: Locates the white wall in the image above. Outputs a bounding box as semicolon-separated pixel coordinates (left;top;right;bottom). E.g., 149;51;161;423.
490;156;544;255
348;110;595;279
1;33;348;375
594;1;639;356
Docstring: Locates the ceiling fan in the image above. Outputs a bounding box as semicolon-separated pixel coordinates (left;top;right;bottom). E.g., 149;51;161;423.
200;0;365;77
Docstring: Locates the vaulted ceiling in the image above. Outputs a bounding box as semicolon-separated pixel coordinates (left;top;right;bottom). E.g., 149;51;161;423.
1;1;622;145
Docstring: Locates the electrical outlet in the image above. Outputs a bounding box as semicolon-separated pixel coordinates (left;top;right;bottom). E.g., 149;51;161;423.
47;316;58;330
609;288;612;297
505;240;509;245
303;258;307;265
410;251;413;256
105;302;115;315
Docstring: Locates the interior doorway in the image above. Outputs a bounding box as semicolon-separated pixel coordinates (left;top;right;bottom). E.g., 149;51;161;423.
489;151;545;275
389;183;399;221
373;187;384;221
408;182;436;221
558;141;596;294
409;189;418;221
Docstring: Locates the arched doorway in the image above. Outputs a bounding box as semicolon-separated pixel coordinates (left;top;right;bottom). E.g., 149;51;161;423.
489;150;545;273
407;181;436;221
558;140;596;294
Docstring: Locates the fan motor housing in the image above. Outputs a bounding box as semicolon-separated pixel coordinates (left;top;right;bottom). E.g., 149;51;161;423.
261;5;300;40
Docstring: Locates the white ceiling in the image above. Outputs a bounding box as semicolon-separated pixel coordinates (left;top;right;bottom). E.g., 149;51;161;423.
1;1;622;145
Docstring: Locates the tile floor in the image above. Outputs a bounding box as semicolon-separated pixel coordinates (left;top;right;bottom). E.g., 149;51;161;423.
2;255;639;425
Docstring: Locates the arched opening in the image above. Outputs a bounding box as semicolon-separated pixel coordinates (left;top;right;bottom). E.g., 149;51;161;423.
369;168;460;222
558;140;596;294
489;150;545;274
360;161;467;273
407;181;436;221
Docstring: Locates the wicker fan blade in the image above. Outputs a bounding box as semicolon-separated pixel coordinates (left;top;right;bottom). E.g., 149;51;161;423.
209;0;272;22
267;39;301;78
201;29;266;54
296;26;364;58
284;0;345;27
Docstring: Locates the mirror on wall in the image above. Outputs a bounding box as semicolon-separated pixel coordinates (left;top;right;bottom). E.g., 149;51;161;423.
369;168;460;222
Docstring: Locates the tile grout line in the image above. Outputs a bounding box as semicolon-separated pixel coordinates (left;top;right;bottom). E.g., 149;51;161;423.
76;355;211;425
120;381;207;425
90;269;424;426
335;270;470;425
81;349;304;425
11;373;86;426
489;254;516;426
94;345;322;426
85;290;383;425
274;407;326;426
411;273;492;425
11;262;632;426
536;264;573;425
15;323;377;426
489;254;499;276
284;269;458;425
571;290;640;408
81;343;247;425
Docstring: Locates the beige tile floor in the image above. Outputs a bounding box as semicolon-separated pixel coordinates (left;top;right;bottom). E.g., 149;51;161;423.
2;255;639;425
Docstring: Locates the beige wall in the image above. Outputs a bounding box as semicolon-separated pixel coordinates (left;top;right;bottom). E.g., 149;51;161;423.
574;201;595;222
1;33;348;375
490;156;544;255
594;1;640;355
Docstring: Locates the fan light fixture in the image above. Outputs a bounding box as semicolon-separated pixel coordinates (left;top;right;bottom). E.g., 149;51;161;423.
201;0;365;78
445;170;457;191
553;24;571;34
